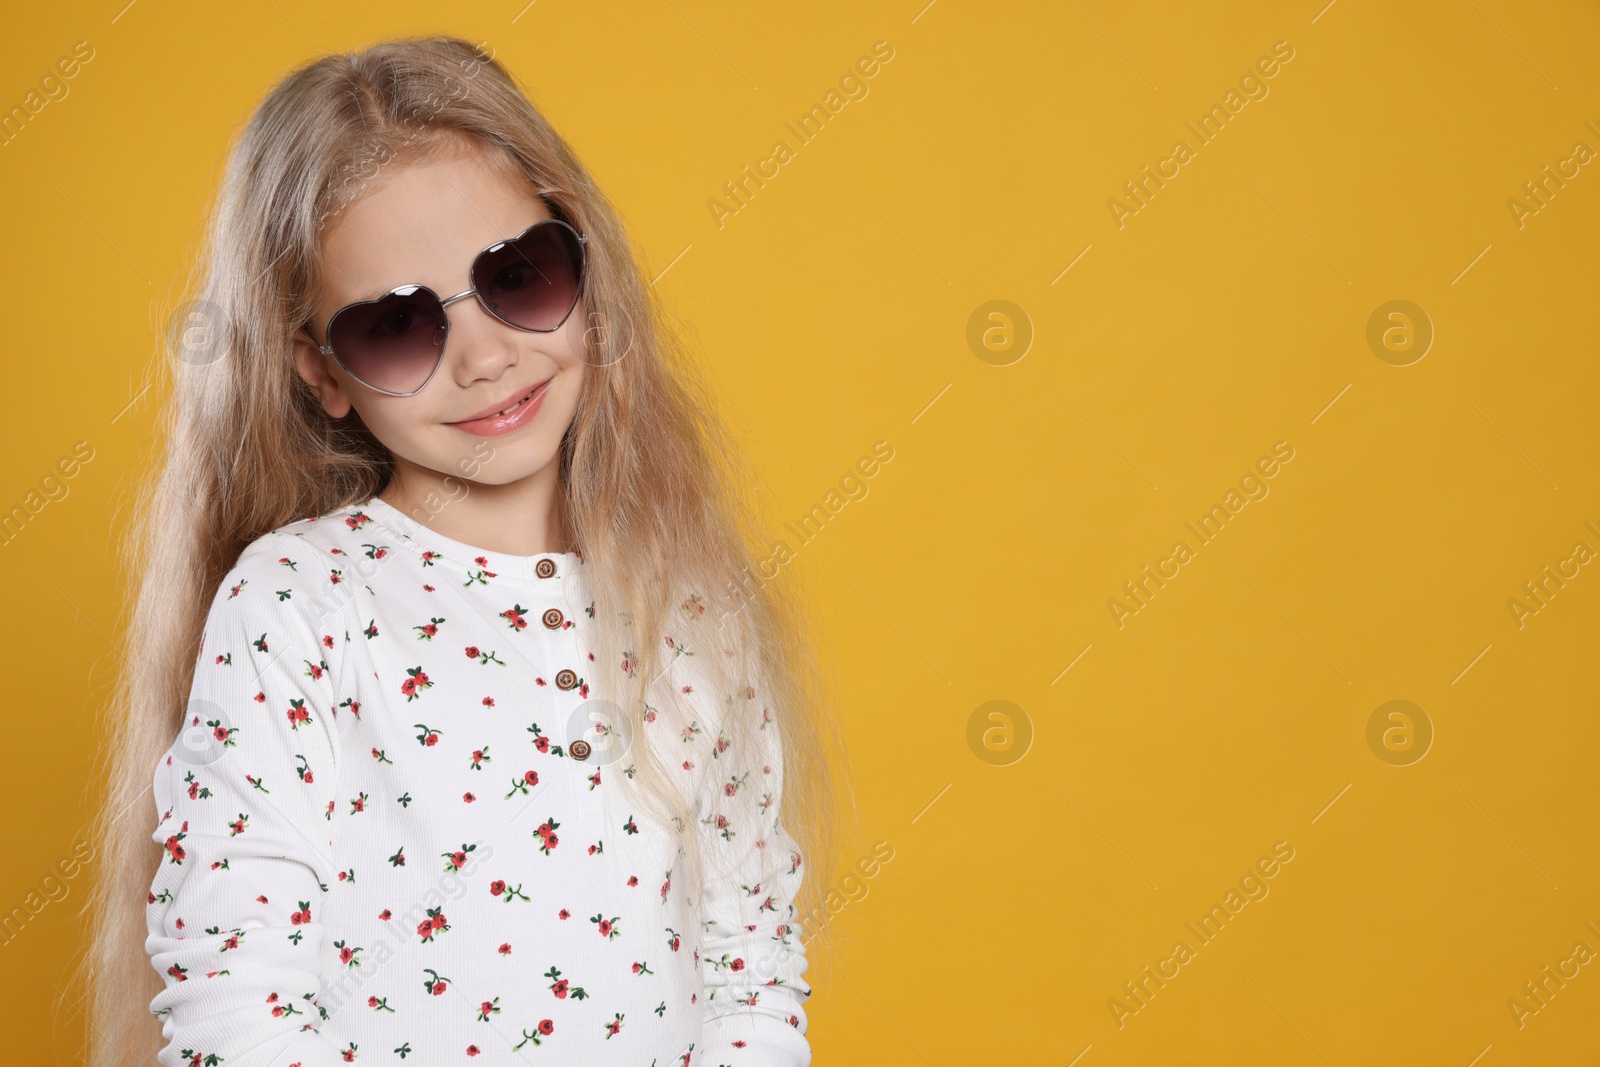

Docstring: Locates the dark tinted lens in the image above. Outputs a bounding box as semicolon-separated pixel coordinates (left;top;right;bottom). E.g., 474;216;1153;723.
325;285;447;394
472;222;584;332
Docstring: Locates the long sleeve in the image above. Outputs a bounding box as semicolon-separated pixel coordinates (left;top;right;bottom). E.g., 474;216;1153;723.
145;533;354;1067
690;678;813;1067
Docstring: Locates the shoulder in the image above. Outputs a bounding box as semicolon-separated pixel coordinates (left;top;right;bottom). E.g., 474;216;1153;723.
262;501;376;567
203;507;373;642
224;501;382;592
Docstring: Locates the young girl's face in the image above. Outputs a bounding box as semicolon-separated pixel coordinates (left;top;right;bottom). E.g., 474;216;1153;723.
293;149;587;495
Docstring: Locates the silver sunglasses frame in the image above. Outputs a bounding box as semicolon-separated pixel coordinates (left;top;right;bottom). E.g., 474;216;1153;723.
305;219;589;398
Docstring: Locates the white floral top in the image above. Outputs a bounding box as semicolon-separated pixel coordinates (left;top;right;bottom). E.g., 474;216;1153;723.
145;496;811;1067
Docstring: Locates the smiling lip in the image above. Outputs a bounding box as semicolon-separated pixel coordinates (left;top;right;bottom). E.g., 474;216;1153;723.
445;378;554;436
448;377;553;422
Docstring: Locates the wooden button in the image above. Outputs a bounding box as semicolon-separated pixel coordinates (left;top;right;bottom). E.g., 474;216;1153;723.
542;608;564;630
535;558;557;579
554;669;578;690
569;739;592;760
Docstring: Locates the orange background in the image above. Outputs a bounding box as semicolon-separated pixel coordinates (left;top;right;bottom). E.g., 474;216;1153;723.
3;1;1598;1063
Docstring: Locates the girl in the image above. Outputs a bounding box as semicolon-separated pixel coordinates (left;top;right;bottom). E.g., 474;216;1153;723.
81;35;848;1067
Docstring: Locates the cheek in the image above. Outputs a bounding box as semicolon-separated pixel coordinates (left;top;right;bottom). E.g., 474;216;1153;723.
552;302;593;366
353;395;437;448
565;298;636;368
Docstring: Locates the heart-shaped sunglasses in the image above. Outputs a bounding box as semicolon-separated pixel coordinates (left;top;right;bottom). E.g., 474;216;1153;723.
301;218;588;396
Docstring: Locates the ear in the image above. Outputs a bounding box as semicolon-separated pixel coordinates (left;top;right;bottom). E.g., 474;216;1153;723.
292;328;356;419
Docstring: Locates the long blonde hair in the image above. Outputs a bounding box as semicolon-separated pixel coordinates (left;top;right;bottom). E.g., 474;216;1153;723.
77;35;855;1066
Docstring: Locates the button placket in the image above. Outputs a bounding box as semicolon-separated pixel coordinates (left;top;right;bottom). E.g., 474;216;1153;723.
558;602;599;814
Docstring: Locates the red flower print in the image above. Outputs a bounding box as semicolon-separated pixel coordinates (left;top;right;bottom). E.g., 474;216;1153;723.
285;700;311;730
418;906;449;942
163;833;186;864
543;965;587;1000
535;817;561;855
401;666;432;700
500;604;529;631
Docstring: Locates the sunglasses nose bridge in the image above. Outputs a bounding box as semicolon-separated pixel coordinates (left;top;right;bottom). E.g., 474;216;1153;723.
446;284;520;324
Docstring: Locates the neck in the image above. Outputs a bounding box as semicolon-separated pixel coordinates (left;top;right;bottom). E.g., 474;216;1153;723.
379;460;576;557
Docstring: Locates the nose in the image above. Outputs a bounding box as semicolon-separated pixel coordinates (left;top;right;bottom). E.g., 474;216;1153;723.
440;287;522;382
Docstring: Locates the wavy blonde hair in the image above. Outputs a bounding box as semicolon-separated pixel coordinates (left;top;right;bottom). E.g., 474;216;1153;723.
76;34;856;1067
